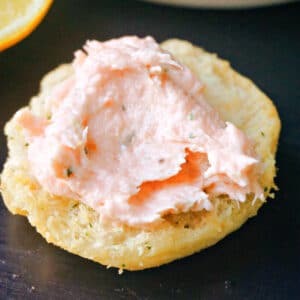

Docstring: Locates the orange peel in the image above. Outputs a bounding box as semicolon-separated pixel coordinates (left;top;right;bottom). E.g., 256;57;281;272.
0;0;53;51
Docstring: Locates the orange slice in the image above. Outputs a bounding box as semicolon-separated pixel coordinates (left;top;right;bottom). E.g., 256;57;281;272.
0;0;53;51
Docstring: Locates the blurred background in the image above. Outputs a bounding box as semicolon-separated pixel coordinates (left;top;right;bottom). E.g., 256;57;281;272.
0;1;299;299
144;0;295;8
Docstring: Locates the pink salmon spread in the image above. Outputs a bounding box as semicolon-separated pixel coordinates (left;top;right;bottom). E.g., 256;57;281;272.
16;36;263;226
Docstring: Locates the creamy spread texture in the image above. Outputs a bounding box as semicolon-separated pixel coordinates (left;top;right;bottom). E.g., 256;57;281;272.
16;36;263;225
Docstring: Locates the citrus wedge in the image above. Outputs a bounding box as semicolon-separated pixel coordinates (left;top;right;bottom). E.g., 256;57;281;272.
0;0;53;51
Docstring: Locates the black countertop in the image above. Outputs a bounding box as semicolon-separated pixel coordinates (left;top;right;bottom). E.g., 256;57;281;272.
0;1;299;299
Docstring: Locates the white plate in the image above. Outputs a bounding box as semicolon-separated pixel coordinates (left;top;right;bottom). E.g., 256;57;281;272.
143;0;293;8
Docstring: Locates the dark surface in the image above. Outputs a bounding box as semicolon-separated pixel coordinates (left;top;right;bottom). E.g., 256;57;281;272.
0;0;299;299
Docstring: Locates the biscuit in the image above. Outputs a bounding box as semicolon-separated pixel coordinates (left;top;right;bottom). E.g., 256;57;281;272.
0;39;280;270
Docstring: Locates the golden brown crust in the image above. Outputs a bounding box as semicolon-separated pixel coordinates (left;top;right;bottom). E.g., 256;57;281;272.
0;39;280;270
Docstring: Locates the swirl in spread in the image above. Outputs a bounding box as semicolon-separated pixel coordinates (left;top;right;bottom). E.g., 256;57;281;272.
16;36;263;225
